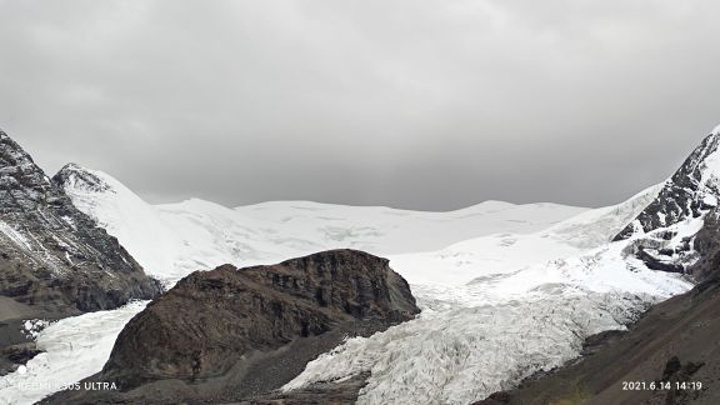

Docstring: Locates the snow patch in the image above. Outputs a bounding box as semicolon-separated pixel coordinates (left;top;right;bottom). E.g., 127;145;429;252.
0;221;32;252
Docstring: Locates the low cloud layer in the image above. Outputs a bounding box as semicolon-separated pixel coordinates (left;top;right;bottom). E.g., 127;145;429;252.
1;0;719;210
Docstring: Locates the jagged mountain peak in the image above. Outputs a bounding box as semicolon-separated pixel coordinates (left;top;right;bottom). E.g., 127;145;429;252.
0;129;56;212
54;162;114;194
610;128;720;276
0;129;44;172
0;129;161;314
615;130;720;241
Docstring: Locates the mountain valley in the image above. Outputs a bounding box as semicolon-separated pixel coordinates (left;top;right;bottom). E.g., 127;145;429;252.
2;128;720;404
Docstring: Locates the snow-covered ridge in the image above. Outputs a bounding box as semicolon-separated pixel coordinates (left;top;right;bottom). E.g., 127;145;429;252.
55;164;588;284
609;129;720;278
616;131;720;240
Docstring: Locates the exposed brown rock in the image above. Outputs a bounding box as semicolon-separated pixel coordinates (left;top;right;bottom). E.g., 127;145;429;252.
0;130;162;315
0;129;162;374
43;249;419;404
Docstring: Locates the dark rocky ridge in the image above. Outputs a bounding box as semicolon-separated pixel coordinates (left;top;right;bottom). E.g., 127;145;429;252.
615;133;720;241
473;208;720;405
0;130;161;315
43;249;419;404
0;129;162;374
613;132;720;275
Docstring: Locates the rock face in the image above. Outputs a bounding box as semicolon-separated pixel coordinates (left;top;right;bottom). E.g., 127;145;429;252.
615;132;720;241
685;208;720;282
0;130;161;315
53;162;114;195
45;249;419;404
612;131;720;275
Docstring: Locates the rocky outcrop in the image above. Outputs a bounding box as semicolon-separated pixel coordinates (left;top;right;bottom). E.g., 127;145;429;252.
685;208;720;283
0;130;161;315
44;249;419;404
615;133;720;241
612;131;720;275
53;162;114;195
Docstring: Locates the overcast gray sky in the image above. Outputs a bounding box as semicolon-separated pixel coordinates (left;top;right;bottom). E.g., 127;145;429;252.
1;0;719;210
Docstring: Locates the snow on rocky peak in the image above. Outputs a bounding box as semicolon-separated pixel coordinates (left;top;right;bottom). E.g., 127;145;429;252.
54;164;184;284
54;163;114;194
616;131;720;240
0;129;161;315
612;130;720;275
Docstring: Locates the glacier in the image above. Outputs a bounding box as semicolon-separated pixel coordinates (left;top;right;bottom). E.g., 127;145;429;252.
0;159;702;405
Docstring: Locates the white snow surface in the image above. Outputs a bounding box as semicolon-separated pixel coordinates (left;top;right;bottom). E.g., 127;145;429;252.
60;166;588;285
0;166;694;404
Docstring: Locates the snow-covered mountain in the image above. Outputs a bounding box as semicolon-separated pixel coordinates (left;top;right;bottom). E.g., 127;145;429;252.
0;131;159;316
54;163;587;284
4;128;720;404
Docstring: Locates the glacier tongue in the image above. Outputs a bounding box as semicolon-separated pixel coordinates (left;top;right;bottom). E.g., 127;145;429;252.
284;291;658;405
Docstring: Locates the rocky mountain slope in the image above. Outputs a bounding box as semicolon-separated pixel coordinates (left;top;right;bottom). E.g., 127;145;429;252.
470;129;720;405
615;131;720;275
0;130;161;315
474;208;720;405
616;131;720;240
41;249;419;404
0;129;161;379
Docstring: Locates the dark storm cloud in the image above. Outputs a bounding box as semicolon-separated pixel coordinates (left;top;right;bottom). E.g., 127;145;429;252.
1;0;719;210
